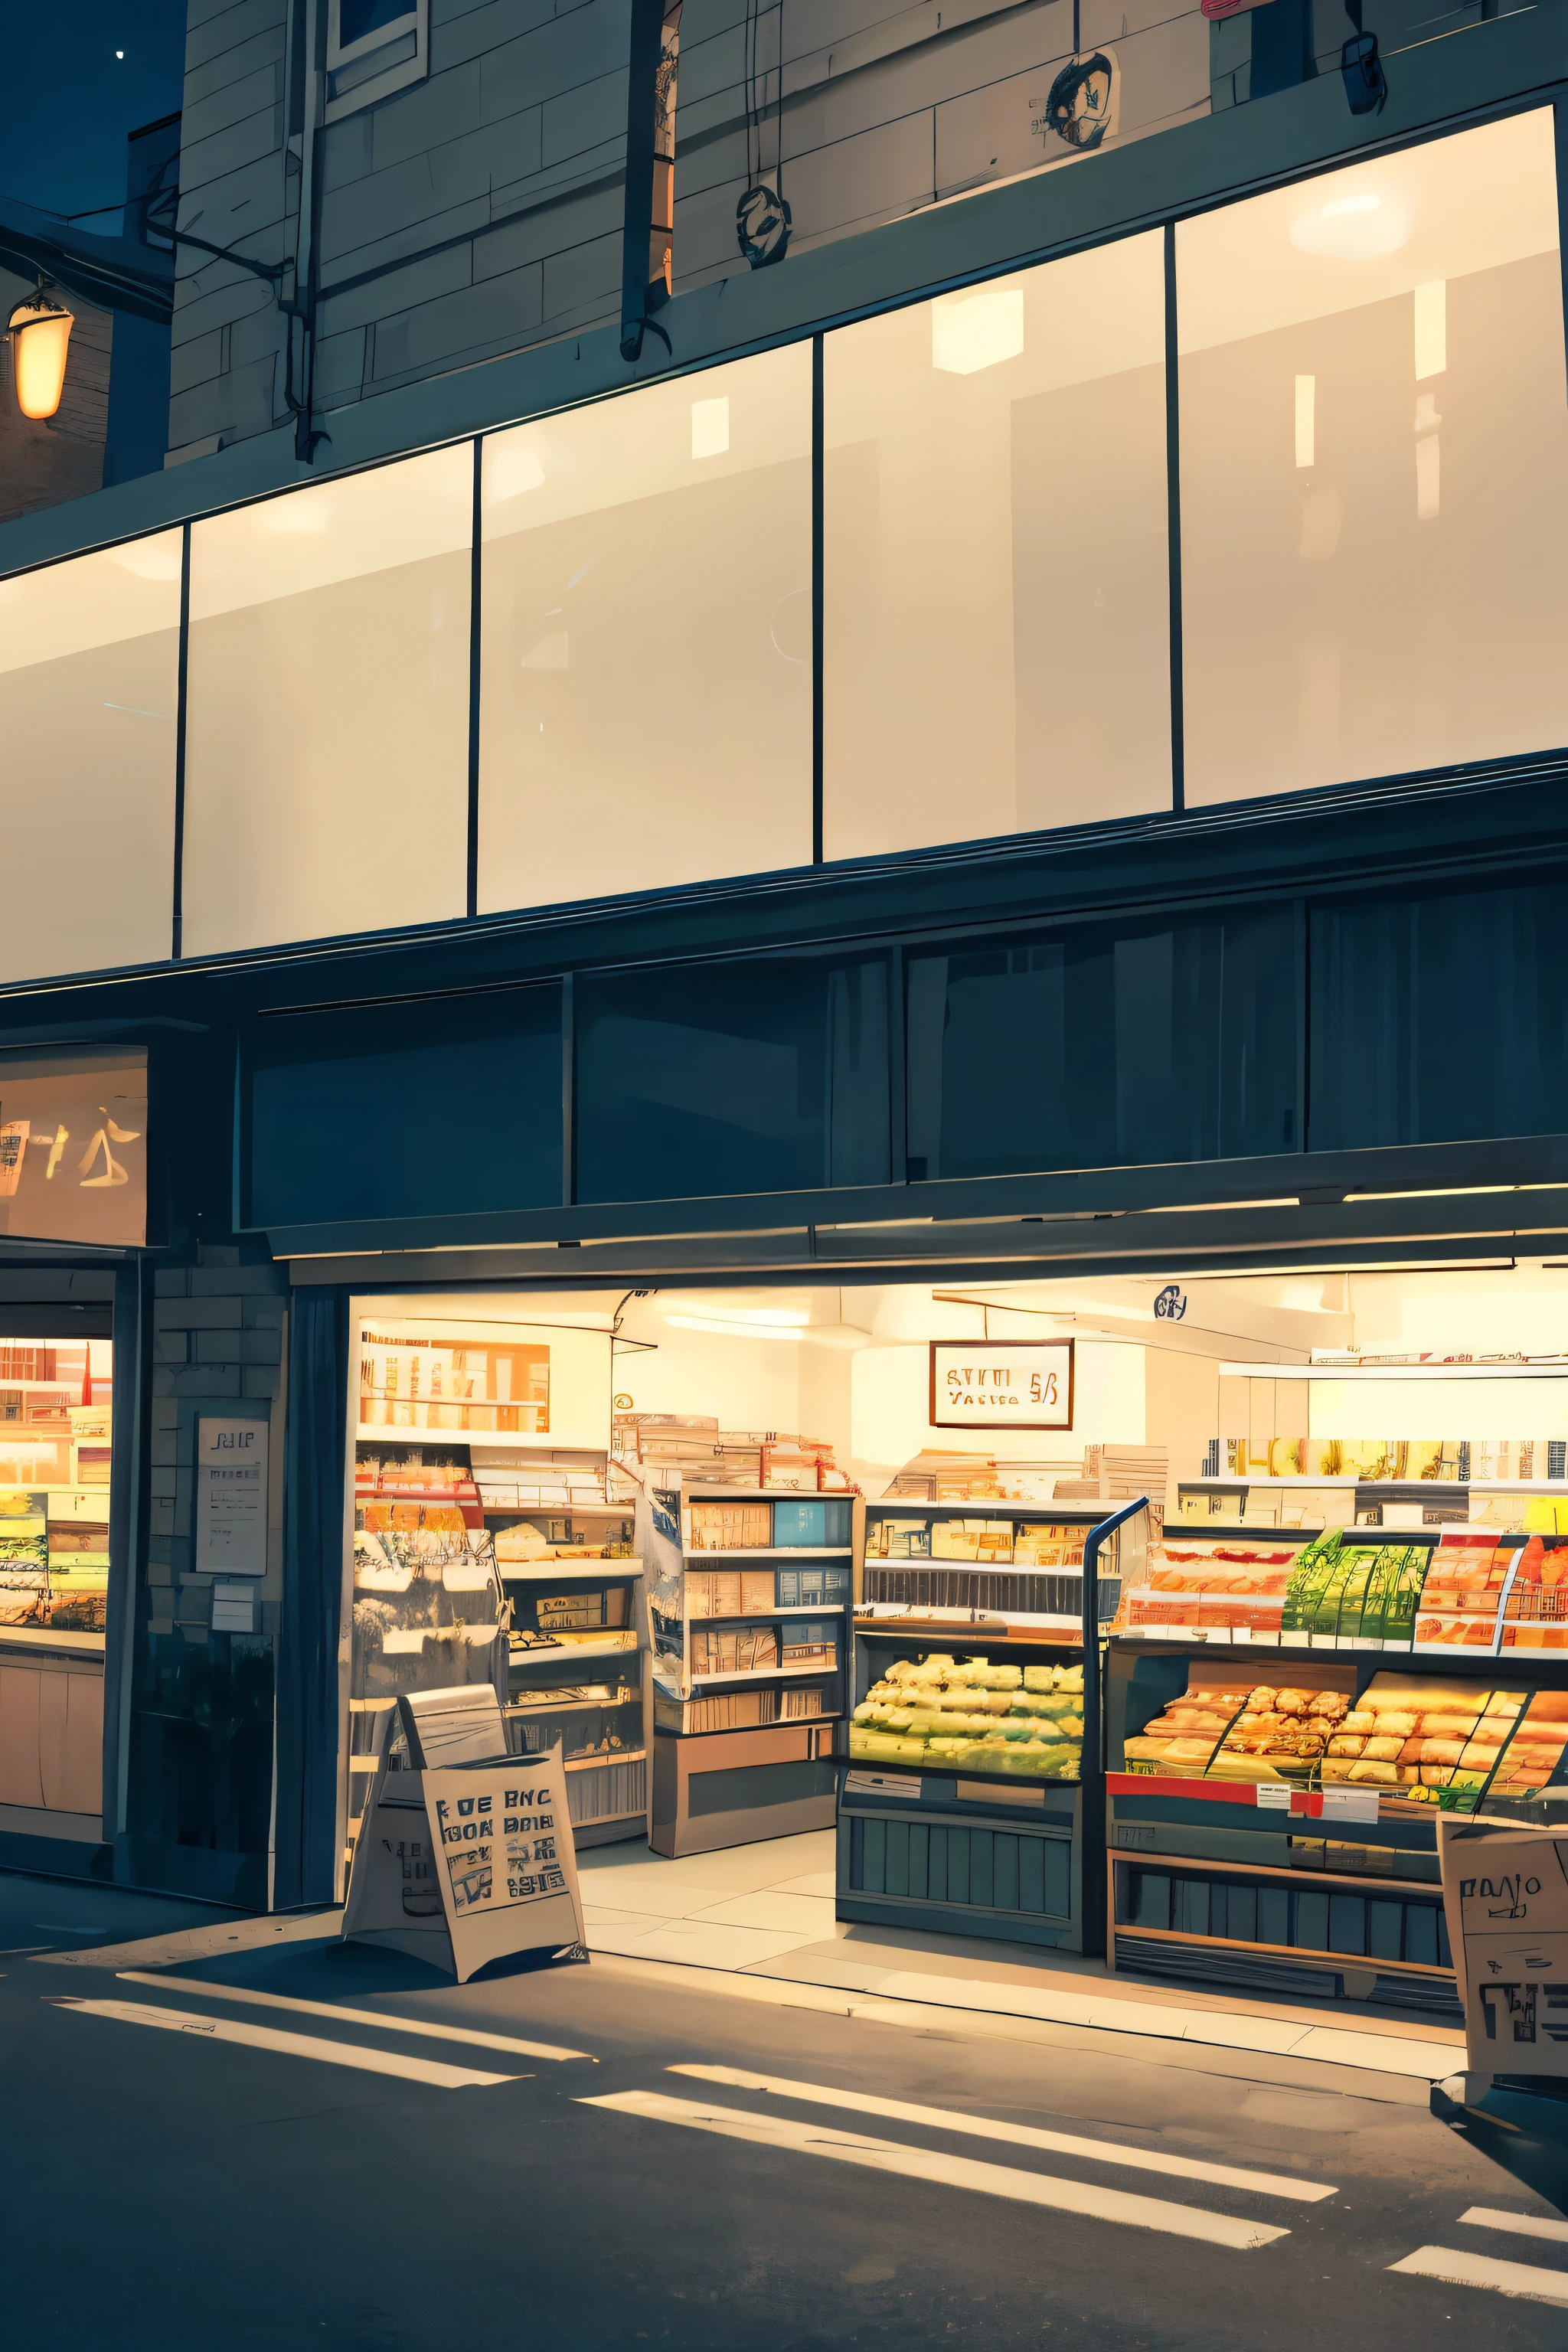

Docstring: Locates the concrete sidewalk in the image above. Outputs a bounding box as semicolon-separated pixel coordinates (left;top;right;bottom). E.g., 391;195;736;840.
574;1830;1465;2092
18;1826;1465;2099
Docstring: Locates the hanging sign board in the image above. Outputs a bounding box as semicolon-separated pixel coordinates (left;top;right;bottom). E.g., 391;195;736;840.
195;1416;269;1576
1438;1815;1568;2079
929;1339;1075;1431
344;1739;586;1983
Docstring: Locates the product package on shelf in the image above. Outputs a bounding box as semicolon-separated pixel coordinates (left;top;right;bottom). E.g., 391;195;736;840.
931;1518;1018;1563
781;1619;838;1665
655;1683;828;1734
850;1652;1084;1779
690;1625;780;1676
688;1501;772;1551
776;1563;851;1605
1413;1530;1515;1649
1282;1532;1429;1647
684;1567;777;1617
1112;1533;1308;1638
360;1331;550;1436
1120;1664;1568;1812
1501;1535;1568;1650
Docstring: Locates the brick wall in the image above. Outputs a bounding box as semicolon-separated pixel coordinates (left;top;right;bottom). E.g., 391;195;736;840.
167;0;1211;464
148;1246;288;1643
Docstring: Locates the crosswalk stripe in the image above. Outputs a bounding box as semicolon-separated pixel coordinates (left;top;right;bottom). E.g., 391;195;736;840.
1388;2246;1568;2306
1458;2206;1568;2247
580;2089;1290;2249
50;1997;523;2089
115;1971;593;2063
668;2065;1334;2202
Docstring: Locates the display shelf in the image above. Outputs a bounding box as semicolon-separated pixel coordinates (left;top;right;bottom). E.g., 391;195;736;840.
564;1749;646;1772
682;1547;854;1560
508;1633;638;1664
690;1605;848;1621
498;1561;641;1581
691;1661;841;1686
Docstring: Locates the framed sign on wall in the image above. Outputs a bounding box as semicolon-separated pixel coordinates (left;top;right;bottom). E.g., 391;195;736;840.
929;1339;1075;1431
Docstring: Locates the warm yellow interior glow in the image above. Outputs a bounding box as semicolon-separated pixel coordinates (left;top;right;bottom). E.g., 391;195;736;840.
11;303;73;420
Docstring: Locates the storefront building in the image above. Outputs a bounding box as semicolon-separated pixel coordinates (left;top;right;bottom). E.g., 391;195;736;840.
4;6;1568;2007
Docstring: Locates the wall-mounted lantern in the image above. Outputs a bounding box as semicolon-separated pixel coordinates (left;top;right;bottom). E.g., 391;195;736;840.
6;284;74;420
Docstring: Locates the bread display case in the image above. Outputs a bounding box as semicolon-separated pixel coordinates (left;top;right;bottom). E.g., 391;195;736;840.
1106;1627;1568;2013
838;1499;1146;1953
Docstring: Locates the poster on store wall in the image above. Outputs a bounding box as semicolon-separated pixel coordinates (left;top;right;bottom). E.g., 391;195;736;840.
195;1416;269;1576
0;1049;147;1247
929;1340;1075;1431
636;1481;688;1699
1438;1816;1568;2079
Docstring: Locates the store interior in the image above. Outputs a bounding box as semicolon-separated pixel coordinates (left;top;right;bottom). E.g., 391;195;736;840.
345;1262;1568;2003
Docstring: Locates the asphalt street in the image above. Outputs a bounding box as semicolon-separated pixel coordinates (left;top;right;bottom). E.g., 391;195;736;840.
3;1867;1566;2352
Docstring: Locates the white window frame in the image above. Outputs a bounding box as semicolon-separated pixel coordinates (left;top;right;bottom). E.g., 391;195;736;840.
325;0;428;122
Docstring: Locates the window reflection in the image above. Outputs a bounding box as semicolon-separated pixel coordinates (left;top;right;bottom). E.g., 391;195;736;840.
823;232;1171;860
1179;109;1568;804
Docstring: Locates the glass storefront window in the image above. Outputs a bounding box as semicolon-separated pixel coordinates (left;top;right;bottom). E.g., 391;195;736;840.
823;231;1171;861
0;535;181;983
906;906;1298;1180
244;985;563;1229
574;951;890;1202
182;447;473;957
479;345;813;913
0;1326;113;1831
1178;109;1568;805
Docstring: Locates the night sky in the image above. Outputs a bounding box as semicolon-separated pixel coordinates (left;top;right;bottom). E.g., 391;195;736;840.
3;0;188;224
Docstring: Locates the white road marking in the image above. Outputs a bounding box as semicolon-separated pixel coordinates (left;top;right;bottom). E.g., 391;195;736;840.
51;1998;522;2089
1458;2206;1568;2246
1388;2246;1568;2307
580;2089;1290;2249
669;2064;1334;2202
115;1971;592;2063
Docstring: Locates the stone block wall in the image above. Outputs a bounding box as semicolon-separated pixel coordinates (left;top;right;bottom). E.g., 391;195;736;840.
167;0;1213;463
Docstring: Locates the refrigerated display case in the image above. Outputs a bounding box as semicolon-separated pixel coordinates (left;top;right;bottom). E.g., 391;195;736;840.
838;1499;1146;1952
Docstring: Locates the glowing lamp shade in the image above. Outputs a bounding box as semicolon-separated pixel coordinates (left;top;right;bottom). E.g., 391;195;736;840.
8;291;74;420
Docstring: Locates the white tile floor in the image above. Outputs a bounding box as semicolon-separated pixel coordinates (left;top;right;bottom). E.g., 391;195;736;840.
577;1831;842;1971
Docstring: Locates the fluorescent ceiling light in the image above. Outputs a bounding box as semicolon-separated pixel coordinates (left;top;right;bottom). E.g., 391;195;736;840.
668;1302;808;1326
665;1313;806;1341
931;288;1024;376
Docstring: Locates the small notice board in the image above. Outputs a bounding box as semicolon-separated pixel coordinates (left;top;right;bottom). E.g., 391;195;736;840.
344;1735;586;1983
195;1415;268;1576
1439;1815;1568;2079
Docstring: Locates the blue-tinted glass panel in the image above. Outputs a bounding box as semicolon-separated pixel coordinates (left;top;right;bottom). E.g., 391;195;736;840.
1309;880;1568;1150
906;909;1297;1180
338;0;412;44
575;956;890;1203
247;985;562;1226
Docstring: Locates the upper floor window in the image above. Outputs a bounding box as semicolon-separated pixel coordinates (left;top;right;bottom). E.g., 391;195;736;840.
325;0;428;120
